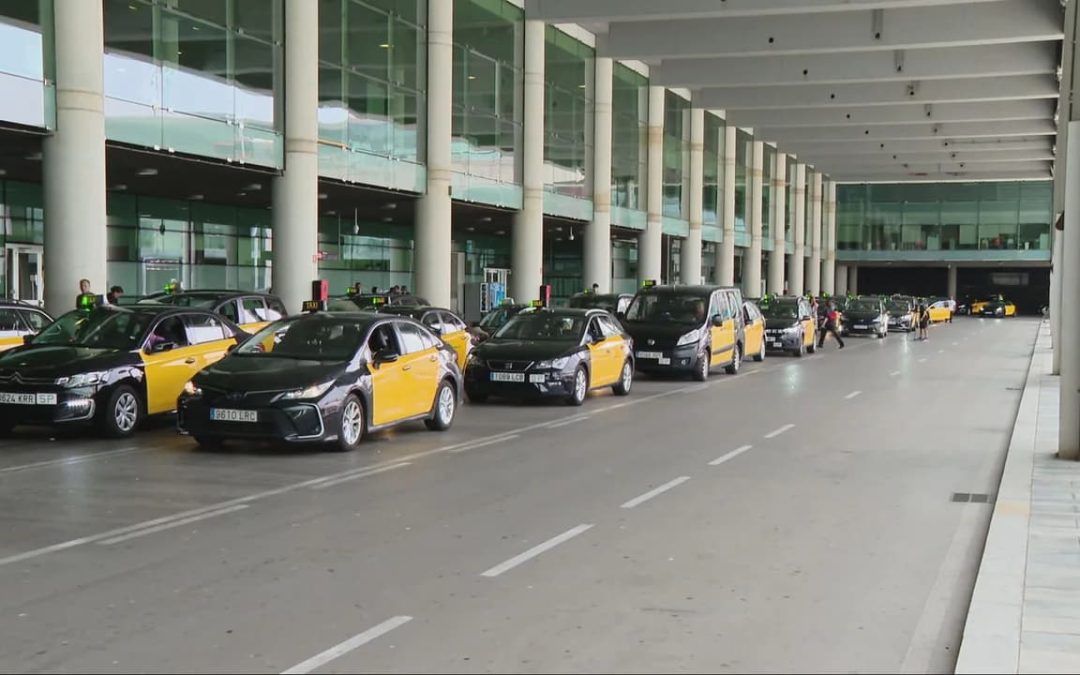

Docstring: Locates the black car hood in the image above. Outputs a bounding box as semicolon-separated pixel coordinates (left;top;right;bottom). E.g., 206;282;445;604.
623;321;702;342
475;339;579;361
845;311;882;321
888;309;912;317
764;319;800;330
197;356;346;392
0;345;130;378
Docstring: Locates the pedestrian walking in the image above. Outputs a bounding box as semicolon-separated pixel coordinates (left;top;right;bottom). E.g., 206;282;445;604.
817;300;845;349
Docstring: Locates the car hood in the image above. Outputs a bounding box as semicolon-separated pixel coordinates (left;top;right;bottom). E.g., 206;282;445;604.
196;356;347;392
0;345;129;378
887;309;912;317
845;311;882;321
475;339;579;361
622;322;702;342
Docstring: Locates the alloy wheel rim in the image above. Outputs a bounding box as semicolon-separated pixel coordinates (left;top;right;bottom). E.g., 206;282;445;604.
575;370;587;400
115;393;137;432
438;386;454;423
621;364;632;391
342;400;362;445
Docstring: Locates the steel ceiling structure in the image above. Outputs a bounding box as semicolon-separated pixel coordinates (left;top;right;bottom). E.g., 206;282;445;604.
527;0;1066;182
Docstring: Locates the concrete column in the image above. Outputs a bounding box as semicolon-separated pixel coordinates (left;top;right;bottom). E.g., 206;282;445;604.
788;163;806;296
768;152;787;294
270;0;320;313
681;108;705;285
947;264;958;299
638;86;665;284
806;172;823;296
414;0;453;307
836;264;849;296
511;20;545;302
848;266;859;296
744;141;764;298
43;0;106;315
1059;121;1080;459
822;180;837;295
584;57;613;293
717;126;737;286
1052;226;1063;375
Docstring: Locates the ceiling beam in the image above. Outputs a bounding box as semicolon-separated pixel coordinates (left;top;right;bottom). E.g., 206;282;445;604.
779;137;1054;154
604;0;1062;59
653;43;1057;87
758;119;1058;141
696;75;1059;110
831;165;1053;181
728;99;1056;128
806;149;1056;164
527;0;1009;22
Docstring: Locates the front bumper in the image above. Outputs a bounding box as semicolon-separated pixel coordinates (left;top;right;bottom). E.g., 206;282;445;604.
630;344;698;373
178;397;328;442
845;321;885;335
887;316;913;331
464;365;576;398
764;331;802;352
0;384;99;427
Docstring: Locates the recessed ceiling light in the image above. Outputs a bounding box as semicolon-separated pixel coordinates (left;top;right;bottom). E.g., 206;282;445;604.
25;152;42;161
0;169;7;177
466;226;475;232
243;182;262;191
495;230;505;235
468;75;477;80
112;183;128;191
382;202;397;210
379;43;390;48
382;216;393;222
480;216;492;222
137;168;158;176
237;191;247;197
318;192;328;200
189;194;204;200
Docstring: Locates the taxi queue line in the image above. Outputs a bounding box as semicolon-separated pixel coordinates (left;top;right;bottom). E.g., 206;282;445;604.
0;287;968;453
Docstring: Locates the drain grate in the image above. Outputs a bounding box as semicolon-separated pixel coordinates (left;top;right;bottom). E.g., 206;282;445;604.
953;492;994;503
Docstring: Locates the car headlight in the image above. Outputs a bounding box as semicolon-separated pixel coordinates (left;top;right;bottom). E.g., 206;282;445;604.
466;354;486;368
182;380;202;397
280;380;334;401
535;356;570;370
676;328;702;346
872;317;884;324
781;325;801;336
55;371;107;388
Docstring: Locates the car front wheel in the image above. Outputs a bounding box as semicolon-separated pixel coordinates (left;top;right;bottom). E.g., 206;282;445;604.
725;344;742;375
425;380;457;431
99;384;142;438
612;360;633;396
335;394;366;451
567;366;588;406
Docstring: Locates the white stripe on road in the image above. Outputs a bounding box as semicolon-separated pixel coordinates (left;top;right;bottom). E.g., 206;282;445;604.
918;358;928;363
0;446;149;476
709;445;752;466
310;462;413;489
449;435;520;454
844;390;862;400
890;370;902;377
281;616;413;675
938;349;945;354
764;423;795;439
620;476;692;509
480;524;594;578
547;415;591;429
98;505;250;545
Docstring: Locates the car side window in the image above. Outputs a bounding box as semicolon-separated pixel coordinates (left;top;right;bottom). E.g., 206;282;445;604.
240;297;265;324
148;316;192;349
0;308;20;332
21;310;50;332
421;312;443;334
396;322;429;354
217;299;240;324
416;324;441;349
184;314;228;344
441;311;466;333
586;317;605;342
598;315;622;338
708;293;723;320
265;297;287;320
367;323;402;357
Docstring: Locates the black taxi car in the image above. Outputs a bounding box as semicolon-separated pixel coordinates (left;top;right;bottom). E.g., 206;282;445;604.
0;300;52;353
0;305;244;437
139;290;287;333
568;292;634;315
468;303;531;343
760;296;817;357
620;285;744;380
842;297;889;338
464;308;633;406
178;311;461;451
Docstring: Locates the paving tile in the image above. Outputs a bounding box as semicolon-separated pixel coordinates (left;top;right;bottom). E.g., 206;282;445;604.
1019;631;1080;674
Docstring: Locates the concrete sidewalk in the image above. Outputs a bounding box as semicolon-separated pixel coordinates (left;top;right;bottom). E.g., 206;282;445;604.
956;322;1080;674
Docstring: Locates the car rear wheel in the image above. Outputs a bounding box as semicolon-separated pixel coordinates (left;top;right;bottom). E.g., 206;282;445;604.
335;394;365;451
425;380;457;431
692;344;710;381
612;360;633;396
567;366;588;406
725;344;742;375
99;385;142;439
753;339;765;362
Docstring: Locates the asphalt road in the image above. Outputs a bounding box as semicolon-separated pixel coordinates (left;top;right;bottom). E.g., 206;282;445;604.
0;317;1039;674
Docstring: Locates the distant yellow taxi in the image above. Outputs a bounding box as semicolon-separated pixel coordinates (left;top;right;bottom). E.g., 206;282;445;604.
0;301;51;353
373;306;473;371
741;300;767;362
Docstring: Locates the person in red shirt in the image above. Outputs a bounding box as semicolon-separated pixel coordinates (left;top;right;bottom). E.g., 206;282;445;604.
817;300;845;349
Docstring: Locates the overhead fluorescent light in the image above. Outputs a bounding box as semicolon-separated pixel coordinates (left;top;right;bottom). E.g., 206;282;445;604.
137;168;158;176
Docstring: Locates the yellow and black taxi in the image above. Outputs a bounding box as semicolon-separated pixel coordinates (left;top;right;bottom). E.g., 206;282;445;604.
621;284;744;380
741;300;767;362
464;307;633;406
980;298;1017;318
369;305;472;371
139;290;287;333
760;296;818;357
886;296;918;332
335;290;430;312
842;296;889;338
0;304;244;437
926;297;954;323
178;311;462;451
568;291;635;315
0;300;52;353
468;303;531;343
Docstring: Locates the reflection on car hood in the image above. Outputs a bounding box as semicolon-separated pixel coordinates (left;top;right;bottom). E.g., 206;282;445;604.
196;356;346;392
475;339;578;361
845;311;882;321
0;345;129;378
623;322;702;342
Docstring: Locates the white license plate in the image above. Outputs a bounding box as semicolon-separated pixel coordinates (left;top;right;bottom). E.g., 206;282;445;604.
490;372;525;383
771;342;783;349
855;324;867;330
636;351;663;359
210;408;258;423
0;392;52;405
658;357;671;365
528;374;546;384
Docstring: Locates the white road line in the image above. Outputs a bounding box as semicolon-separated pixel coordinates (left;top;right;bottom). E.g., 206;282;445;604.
310;462;413;489
281;616;413;675
918;357;928;363
764;423;795;439
98;505;250;545
449;435;520;454
709;445;752;466
844;390;862;400
680;384;710;393
547;415;591;429
0;446;147;476
890;370;902;377
480;524;594;578
938;349;945;354
620;476;692;509
0;537;95;567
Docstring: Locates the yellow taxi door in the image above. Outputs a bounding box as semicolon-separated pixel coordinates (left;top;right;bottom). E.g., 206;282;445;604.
0;308;26;353
395;322;440;418
428;311;470;372
368;323;409;425
584;318;618;386
708;292;736;366
745;316;764;356
142;314;233;415
599;315;629;384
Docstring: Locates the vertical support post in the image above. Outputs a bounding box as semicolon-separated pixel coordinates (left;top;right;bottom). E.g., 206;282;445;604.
585;57;613;293
744;140;763;298
789;163;806;296
511;20;546;302
638;86;665;284
768;153;787;294
717;125;737;286
681;108;705;285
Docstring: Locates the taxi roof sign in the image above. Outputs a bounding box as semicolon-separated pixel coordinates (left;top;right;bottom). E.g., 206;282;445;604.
77;293;97;311
302;300;324;313
370;296;386;305
642;279;657;288
529;299;544;308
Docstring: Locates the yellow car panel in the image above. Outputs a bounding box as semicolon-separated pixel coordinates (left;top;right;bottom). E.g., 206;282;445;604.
371;357;410;426
240;320;271;333
1005;302;1017;317
802;317;817;347
441;328;472;372
399;346;440;419
970;299;991;314
928;306;951;323
142;344;212;415
587;335;627;386
710;318;737;366
743;314;765;357
0;334;25;353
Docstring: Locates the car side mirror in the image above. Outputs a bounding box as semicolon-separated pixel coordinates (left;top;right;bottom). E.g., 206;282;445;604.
373;348;399;366
711;315;724;327
227;343;238;353
150;341;177;354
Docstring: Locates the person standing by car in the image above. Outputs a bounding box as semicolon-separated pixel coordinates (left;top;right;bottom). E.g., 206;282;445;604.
817;301;845;349
917;303;930;341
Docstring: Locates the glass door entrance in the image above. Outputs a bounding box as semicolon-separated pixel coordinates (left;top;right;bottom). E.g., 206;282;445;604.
4;245;44;306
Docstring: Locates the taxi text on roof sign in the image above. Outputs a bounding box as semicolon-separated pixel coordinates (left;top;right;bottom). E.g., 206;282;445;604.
642;279;657;288
77;293;97;311
530;299;544;308
302;300;324;313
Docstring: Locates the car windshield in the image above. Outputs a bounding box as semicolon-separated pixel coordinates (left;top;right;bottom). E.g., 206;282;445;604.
625;293;708;324
30;309;154;350
848;300;881;313
493;313;585;341
237;316;366;360
479;307;517;329
569;295;614;310
761;303;799;321
142;294;219;308
886;301;911;313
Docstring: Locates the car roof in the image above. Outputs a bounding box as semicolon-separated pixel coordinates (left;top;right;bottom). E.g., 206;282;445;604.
638;284;737;295
0;300;47;310
376;305;457;317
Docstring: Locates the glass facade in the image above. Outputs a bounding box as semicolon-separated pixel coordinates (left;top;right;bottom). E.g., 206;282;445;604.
611;63;647;222
0;1;52;129
735;130;751;233
451;0;522;208
317;0;427;192
761;145;774;243
662;91;688;220
102;0;282;167
0;181;45;299
837;181;1053;253
703;112;722;229
543;26;593;219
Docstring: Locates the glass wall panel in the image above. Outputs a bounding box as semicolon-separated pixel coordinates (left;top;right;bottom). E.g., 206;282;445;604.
702;112;722;227
0;1;51;128
761;145;774;241
662;91;688;219
611;63;647;216
735;130;750;233
544;27;592;211
103;0;283;167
